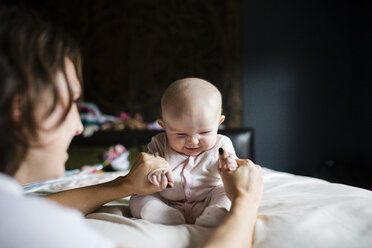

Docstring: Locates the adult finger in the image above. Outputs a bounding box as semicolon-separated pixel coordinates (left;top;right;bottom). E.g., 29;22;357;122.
235;158;252;166
218;147;228;159
132;152;144;167
218;147;229;170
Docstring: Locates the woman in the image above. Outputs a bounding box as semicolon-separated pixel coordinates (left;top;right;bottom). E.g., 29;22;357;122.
0;7;263;248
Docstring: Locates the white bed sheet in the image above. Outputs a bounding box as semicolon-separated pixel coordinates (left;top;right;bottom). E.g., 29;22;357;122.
26;168;372;248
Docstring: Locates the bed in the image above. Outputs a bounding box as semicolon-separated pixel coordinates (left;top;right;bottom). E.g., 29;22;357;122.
25;129;372;248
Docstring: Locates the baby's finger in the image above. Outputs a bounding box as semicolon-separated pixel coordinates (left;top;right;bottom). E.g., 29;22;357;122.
165;171;174;187
227;162;238;171
157;173;162;184
160;173;168;189
223;156;236;171
152;174;159;186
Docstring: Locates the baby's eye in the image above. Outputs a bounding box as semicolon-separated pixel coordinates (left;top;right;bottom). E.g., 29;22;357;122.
200;131;211;135
176;133;186;136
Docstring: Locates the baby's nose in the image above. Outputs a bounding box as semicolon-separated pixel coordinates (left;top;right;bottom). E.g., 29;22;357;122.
189;136;199;145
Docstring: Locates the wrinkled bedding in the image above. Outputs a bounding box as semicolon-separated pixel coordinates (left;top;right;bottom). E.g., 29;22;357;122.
25;168;372;248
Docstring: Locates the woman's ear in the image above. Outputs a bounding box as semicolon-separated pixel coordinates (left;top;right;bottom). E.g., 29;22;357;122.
157;119;165;129
219;115;225;125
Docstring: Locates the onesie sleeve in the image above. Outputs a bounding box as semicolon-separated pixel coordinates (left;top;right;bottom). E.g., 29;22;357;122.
220;136;237;158
147;133;166;157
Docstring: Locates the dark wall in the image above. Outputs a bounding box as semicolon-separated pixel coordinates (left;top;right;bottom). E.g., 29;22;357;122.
242;0;371;187
2;0;243;127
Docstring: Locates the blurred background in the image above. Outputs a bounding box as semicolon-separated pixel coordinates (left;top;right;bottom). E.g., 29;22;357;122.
3;0;371;187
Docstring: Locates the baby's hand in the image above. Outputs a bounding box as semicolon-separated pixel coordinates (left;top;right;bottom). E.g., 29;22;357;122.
124;152;173;195
148;168;173;188
148;152;174;188
218;147;263;202
218;148;238;171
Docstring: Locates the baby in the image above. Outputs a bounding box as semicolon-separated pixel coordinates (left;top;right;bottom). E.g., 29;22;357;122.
129;78;237;227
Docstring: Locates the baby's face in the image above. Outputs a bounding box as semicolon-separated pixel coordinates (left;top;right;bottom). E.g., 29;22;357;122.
160;109;224;156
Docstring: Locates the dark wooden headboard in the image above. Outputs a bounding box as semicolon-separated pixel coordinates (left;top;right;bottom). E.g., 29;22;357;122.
71;128;254;160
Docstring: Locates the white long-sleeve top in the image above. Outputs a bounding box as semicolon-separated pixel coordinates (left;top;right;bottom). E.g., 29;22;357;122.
0;173;115;248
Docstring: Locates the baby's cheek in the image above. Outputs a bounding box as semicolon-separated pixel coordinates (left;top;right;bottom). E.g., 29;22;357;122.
205;136;218;149
169;138;183;152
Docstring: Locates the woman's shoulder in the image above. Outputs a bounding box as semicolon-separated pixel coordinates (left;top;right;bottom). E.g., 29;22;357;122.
2;191;83;220
0;192;115;248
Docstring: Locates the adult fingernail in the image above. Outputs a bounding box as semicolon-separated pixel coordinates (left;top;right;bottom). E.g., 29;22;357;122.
219;147;224;155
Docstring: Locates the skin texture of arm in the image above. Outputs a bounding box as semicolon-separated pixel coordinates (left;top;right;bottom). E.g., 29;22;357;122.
201;194;259;248
47;152;173;215
201;149;263;248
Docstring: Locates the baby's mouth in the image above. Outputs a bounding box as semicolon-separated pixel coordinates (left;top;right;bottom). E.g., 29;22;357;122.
185;147;199;151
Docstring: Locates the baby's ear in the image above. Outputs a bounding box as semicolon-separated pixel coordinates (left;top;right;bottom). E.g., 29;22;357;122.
157;119;166;129
218;115;225;125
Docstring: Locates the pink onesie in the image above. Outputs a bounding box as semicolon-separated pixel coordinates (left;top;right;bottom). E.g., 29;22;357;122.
129;133;236;227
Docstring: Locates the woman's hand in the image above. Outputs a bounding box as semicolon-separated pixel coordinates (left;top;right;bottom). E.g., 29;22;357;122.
201;149;263;248
47;152;173;215
218;148;263;204
121;152;174;195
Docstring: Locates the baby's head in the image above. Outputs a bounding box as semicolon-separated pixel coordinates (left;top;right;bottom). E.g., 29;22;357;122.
158;78;225;156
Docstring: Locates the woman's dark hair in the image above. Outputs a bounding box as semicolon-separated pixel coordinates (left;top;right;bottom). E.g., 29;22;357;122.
0;7;82;176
